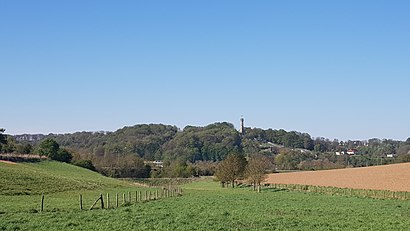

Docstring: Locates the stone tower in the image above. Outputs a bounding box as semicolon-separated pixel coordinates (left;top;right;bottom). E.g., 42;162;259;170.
239;116;245;135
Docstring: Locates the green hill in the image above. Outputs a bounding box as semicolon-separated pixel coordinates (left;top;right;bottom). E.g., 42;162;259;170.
0;161;130;196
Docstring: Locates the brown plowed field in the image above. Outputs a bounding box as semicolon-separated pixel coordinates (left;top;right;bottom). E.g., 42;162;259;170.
264;163;410;192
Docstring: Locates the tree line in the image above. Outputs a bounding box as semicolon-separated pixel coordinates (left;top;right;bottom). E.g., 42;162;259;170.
2;124;410;178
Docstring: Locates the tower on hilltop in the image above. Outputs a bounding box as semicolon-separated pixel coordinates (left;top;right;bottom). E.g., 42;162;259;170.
239;116;245;135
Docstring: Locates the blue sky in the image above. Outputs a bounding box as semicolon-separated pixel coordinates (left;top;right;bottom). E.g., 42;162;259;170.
1;1;409;141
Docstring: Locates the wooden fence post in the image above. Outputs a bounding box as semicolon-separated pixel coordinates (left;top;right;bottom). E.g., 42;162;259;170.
116;193;119;207
90;194;103;210
128;192;131;203
106;193;110;209
123;193;126;205
79;194;83;210
41;194;44;212
100;194;104;209
135;191;138;202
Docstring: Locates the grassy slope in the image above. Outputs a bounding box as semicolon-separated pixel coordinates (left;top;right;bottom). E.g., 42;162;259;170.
1;162;410;230
0;161;129;196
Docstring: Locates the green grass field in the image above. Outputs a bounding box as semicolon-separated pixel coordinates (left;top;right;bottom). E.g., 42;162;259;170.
0;161;131;196
1;161;410;230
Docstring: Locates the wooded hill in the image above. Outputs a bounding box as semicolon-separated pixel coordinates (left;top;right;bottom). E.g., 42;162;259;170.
2;123;410;177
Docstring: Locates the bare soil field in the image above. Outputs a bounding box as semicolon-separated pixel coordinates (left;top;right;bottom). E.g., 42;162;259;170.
265;163;410;192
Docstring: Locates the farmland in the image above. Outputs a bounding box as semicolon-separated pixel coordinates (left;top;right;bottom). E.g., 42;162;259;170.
265;163;410;192
1;161;410;230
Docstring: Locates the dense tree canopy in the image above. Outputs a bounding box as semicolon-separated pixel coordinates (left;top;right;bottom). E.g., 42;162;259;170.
36;138;60;157
215;152;247;187
6;123;410;176
36;138;72;163
162;122;242;162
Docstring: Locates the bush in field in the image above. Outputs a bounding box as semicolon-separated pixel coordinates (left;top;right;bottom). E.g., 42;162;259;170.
73;159;96;171
159;160;194;178
52;149;73;163
36;139;59;157
36;138;72;163
189;161;218;176
397;153;410;163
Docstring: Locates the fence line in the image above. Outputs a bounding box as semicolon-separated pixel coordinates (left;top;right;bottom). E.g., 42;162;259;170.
266;183;409;200
38;186;183;212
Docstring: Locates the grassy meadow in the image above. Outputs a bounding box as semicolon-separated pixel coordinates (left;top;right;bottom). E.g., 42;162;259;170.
1;161;410;230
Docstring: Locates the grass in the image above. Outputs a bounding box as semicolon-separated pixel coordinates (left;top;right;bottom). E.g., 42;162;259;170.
130;177;201;187
0;161;129;195
0;161;155;213
1;161;410;230
267;183;410;200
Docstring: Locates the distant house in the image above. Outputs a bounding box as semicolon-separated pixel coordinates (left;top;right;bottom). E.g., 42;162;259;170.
347;149;358;155
335;151;346;156
144;160;164;168
386;154;397;158
152;161;164;167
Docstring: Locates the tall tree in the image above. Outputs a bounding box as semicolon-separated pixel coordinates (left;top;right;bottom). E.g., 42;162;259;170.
245;154;272;192
215;153;247;188
0;128;6;152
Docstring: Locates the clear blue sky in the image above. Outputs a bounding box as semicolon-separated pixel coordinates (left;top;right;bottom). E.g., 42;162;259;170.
1;1;409;141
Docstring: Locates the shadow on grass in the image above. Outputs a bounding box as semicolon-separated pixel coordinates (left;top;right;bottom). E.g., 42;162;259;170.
262;188;289;192
235;184;289;193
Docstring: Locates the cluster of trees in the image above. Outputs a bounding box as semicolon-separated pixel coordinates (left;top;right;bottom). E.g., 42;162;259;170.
243;128;314;150
44;123;240;178
1;130;74;165
243;127;410;156
0;129;33;154
48;124;178;160
215;153;273;192
34;123;241;163
0;128;6;151
36;138;73;163
3;123;410;177
161;122;241;162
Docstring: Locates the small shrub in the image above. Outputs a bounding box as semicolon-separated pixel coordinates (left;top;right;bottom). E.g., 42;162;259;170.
27;208;38;213
73;160;96;171
123;202;132;207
